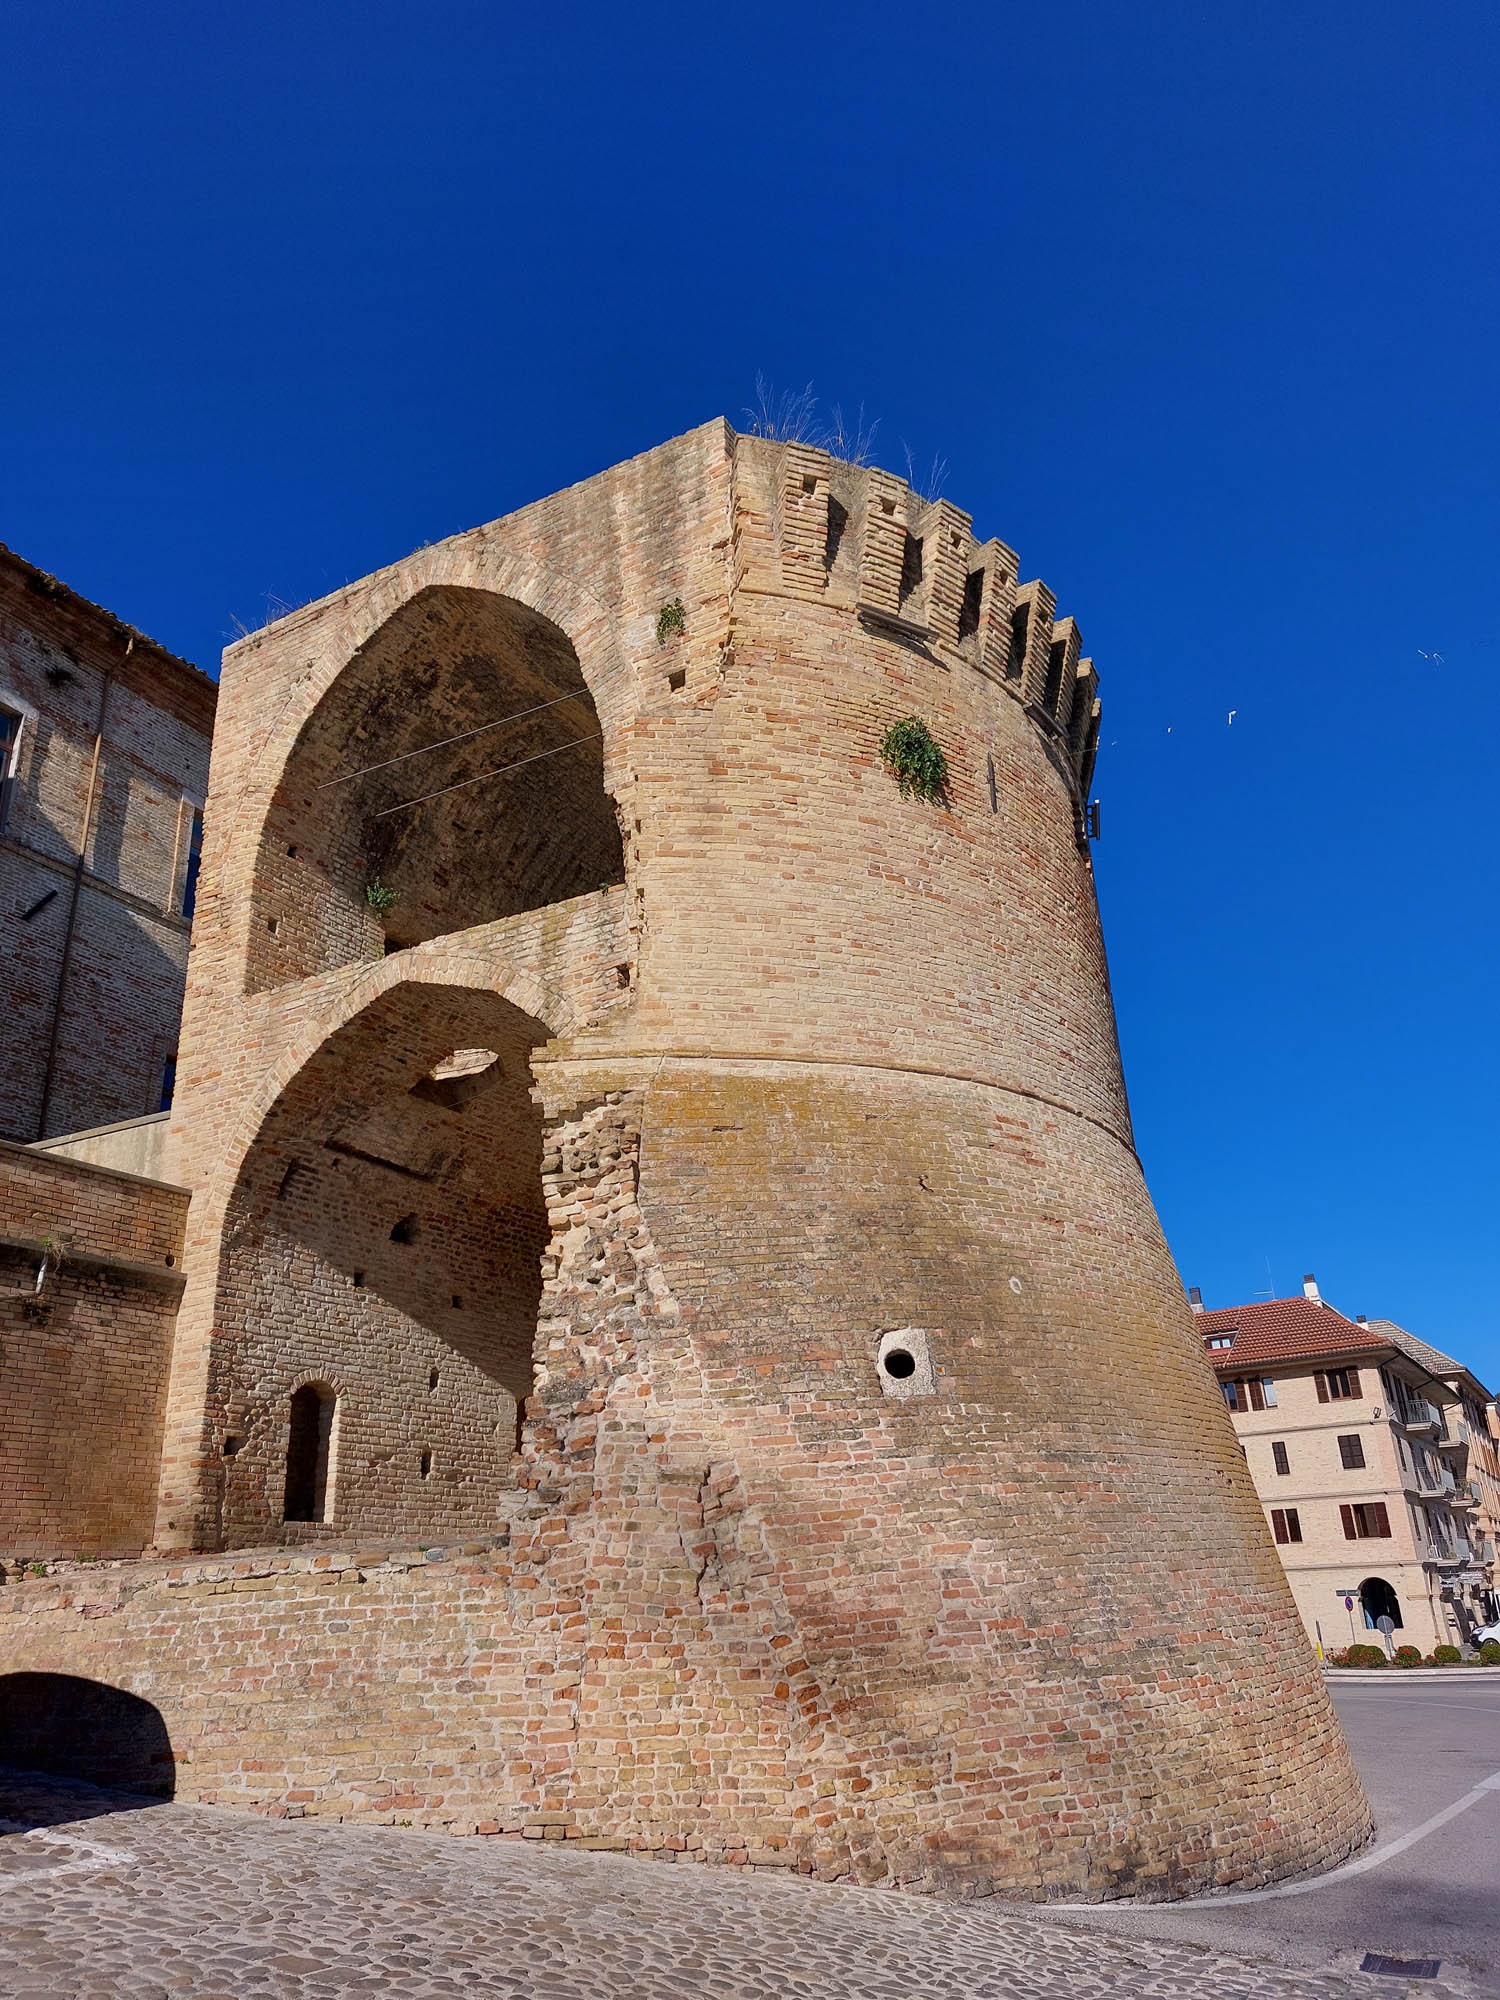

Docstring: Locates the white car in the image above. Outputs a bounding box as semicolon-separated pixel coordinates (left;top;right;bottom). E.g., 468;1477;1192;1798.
1473;1622;1500;1647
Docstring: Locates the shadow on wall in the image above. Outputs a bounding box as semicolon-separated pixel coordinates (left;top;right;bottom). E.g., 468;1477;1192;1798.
0;1673;175;1802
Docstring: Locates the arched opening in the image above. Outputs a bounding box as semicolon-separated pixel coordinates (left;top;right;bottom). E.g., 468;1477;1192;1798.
213;978;554;1547
0;1673;175;1800
283;1381;337;1523
247;586;624;991
1360;1576;1402;1631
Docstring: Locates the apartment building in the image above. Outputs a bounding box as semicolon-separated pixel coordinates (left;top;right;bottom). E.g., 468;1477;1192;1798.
1196;1277;1497;1654
0;543;215;1141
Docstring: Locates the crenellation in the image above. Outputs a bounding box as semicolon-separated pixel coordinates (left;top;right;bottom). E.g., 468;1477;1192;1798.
774;444;832;600
1045;616;1083;735
1012;578;1057;708
919;498;974;651
856;467;911;621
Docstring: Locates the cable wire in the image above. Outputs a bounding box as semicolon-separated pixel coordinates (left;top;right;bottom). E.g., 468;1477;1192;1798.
371;731;604;819
317;688;594;789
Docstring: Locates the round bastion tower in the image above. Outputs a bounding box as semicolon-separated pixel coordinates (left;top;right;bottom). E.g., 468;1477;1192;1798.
144;420;1371;1896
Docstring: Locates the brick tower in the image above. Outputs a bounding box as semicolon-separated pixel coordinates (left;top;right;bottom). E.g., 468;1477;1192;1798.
119;421;1371;1893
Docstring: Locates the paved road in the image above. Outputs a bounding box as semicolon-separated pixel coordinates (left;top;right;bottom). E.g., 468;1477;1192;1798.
1014;1676;1500;1996
0;1676;1496;1998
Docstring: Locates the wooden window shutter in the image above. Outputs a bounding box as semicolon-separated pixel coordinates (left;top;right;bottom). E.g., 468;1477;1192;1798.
1373;1501;1390;1536
1340;1503;1357;1539
1348;1369;1363;1400
1272;1510;1288;1544
1287;1508;1302;1542
1315;1372;1330;1403
1248;1378;1266;1412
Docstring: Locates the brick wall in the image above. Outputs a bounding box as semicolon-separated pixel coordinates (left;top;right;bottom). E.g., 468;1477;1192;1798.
0;550;215;1141
0;1142;186;1556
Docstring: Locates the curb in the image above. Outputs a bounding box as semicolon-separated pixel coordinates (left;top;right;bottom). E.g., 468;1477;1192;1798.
1323;1666;1500;1681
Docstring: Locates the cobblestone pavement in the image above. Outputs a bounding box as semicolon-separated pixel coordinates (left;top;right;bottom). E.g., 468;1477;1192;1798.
0;1775;1481;2000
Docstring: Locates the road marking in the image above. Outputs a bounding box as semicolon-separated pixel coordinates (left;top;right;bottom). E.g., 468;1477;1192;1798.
1047;1766;1500;1910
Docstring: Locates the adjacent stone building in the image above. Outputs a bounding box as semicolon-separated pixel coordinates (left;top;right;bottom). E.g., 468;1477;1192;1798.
0;425;1372;1899
0;542;216;1142
1196;1277;1498;1652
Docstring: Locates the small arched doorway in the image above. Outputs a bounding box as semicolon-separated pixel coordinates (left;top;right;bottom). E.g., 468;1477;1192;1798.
1360;1576;1402;1631
284;1382;337;1523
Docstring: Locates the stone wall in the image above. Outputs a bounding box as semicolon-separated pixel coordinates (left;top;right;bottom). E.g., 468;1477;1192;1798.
0;1141;186;1556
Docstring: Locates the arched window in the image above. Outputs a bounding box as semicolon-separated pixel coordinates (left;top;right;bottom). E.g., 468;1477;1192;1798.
1360;1576;1402;1631
284;1382;337;1523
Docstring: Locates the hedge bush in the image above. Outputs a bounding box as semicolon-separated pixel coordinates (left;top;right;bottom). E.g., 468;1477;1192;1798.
1430;1644;1463;1665
1394;1645;1423;1668
1339;1643;1387;1668
1479;1641;1500;1666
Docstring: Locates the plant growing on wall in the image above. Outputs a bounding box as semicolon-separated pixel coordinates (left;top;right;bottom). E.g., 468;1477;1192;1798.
35;1235;66;1294
879;716;949;805
365;878;401;917
656;598;686;645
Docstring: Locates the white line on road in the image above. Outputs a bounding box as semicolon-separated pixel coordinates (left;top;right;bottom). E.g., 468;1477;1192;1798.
1048;1767;1500;1911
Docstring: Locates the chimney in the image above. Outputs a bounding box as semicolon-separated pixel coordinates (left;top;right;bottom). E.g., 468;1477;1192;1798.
1356;1315;1368;1326
1188;1286;1204;1314
1303;1272;1321;1304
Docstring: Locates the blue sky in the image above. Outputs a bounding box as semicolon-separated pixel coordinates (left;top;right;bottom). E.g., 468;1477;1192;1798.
3;3;1496;1376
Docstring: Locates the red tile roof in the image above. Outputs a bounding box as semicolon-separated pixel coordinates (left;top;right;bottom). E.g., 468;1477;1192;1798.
1197;1296;1392;1371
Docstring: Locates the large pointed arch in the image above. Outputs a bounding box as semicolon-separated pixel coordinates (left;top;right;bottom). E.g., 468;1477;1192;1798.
207;969;565;1547
244;582;625;992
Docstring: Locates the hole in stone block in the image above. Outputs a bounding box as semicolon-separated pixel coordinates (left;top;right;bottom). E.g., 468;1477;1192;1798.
267;916;278;935
802;474;816;494
352;1270;365;1288
452;1293;463;1309
876;1327;936;1397
667;667;686;693
223;1435;242;1457
287;845;297;858
419;1449;433;1480
615;964;631;989
390;1212;420;1245
428;1367;440;1391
